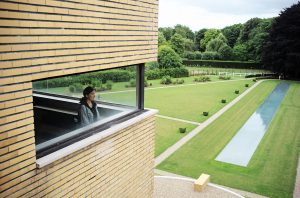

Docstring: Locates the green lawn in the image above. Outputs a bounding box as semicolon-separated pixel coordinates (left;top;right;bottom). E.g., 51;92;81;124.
145;79;254;122
187;66;270;75
155;117;197;157
157;80;300;198
35;76;252;109
35;75;245;94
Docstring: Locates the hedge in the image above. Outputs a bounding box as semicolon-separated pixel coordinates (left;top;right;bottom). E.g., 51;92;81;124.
145;67;189;80
33;70;135;89
183;60;261;69
33;67;189;89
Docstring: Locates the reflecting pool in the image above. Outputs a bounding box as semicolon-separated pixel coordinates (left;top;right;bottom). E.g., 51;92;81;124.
216;82;290;166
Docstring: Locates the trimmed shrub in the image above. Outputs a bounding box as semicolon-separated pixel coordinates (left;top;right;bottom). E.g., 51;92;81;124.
235;90;240;94
144;79;149;87
179;128;187;133
219;76;231;80
130;79;136;87
145;67;189;80
194;76;211;82
245;84;249;87
160;75;172;85
69;85;75;93
253;79;257;82
74;83;83;92
221;99;226;103
203;112;209;116
245;74;262;78
106;80;113;90
172;79;185;85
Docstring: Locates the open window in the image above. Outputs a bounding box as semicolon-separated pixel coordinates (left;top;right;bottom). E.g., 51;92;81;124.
33;64;145;158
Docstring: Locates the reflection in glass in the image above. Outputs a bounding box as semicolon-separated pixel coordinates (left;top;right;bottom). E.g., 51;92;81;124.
32;66;139;152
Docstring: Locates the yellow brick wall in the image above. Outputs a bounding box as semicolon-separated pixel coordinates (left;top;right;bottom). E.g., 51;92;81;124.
1;116;156;197
0;0;158;197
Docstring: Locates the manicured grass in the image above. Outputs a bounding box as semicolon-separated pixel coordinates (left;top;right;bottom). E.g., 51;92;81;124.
35;75;245;95
157;80;300;198
145;79;255;122
36;76;252;108
187;66;270;75
155;117;197;157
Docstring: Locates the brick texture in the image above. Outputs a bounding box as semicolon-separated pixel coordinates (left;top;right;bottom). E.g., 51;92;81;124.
0;0;158;197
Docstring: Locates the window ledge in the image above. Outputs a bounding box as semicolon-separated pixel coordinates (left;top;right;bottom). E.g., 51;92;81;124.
36;108;158;168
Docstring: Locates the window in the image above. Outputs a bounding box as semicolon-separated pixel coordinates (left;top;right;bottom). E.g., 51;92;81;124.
33;64;145;158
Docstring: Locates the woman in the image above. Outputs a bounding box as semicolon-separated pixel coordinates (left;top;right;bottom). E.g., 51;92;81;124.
79;86;100;126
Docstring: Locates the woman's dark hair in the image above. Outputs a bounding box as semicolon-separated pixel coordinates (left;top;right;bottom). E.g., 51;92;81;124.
80;86;96;104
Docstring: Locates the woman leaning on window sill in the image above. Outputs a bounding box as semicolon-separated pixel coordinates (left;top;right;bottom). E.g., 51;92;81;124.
78;86;100;126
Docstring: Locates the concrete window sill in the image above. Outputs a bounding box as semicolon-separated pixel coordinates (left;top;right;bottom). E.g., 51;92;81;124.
36;108;158;168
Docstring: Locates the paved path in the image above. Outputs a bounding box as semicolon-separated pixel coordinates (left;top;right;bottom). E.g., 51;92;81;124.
155;80;264;166
100;78;252;95
154;176;241;198
155;114;201;125
154;169;268;198
294;158;300;198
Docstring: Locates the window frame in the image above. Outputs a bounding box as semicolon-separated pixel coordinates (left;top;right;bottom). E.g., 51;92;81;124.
33;63;145;158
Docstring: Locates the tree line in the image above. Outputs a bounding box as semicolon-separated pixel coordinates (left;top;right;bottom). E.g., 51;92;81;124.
159;17;273;62
157;1;300;78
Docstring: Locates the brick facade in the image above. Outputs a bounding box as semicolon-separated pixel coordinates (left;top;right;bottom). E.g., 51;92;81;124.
0;0;158;197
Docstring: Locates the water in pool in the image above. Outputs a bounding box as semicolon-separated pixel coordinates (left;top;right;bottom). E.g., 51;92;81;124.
215;82;290;166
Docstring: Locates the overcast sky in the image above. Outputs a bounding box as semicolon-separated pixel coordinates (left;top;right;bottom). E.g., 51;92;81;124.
158;0;298;31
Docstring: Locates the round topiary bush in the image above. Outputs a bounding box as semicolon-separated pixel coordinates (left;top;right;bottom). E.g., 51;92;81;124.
179;128;187;133
245;84;249;87
69;85;75;93
235;90;240;94
253;79;257;82
160;75;172;85
203;112;209;116
221;99;226;103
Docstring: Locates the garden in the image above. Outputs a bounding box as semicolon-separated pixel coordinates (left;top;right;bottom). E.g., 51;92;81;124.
156;80;300;198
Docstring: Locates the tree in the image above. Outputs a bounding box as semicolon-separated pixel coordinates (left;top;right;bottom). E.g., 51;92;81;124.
238;18;262;43
235;18;273;61
262;2;300;78
158;45;182;69
246;18;273;61
233;44;248;61
183;38;196;52
158;32;167;47
200;29;221;51
170;33;185;56
159;27;174;40
222;24;243;47
174;24;195;40
195;28;207;51
206;38;226;52
219;45;233;60
216;33;228;44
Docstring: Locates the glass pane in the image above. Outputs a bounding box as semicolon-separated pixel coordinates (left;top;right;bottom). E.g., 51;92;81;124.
32;65;139;152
